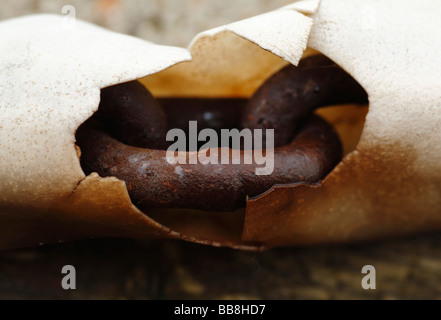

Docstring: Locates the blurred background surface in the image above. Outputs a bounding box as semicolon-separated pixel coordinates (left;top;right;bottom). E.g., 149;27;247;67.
2;235;441;300
0;0;293;47
1;0;441;300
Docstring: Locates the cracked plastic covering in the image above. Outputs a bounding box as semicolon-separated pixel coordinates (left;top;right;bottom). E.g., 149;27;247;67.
1;0;441;250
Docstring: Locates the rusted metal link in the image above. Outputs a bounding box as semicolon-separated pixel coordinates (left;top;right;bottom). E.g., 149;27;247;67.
77;115;341;211
94;80;168;150
241;55;368;147
76;54;367;212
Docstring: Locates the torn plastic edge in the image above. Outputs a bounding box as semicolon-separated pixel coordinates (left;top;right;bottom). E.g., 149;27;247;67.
73;1;320;251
